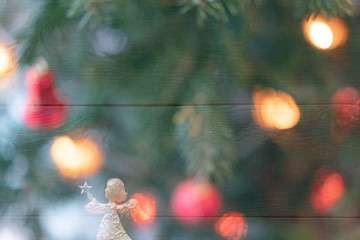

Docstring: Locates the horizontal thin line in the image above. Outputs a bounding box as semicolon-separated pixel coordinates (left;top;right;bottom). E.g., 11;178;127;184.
238;216;360;219
155;215;360;219
2;214;360;219
2;103;358;107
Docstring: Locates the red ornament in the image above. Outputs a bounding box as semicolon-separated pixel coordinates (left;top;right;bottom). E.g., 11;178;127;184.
331;87;360;127
310;167;345;212
215;212;248;240
22;66;67;129
170;179;223;226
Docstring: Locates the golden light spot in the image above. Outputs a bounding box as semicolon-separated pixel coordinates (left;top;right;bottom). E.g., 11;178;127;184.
309;22;333;49
50;135;102;179
252;87;300;130
303;15;348;50
0;46;15;78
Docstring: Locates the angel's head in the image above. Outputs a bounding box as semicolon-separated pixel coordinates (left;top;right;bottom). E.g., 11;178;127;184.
105;178;127;203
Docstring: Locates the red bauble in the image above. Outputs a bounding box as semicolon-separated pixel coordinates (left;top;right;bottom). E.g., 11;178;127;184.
170;179;223;226
310;167;345;213
23;67;67;129
331;87;360;127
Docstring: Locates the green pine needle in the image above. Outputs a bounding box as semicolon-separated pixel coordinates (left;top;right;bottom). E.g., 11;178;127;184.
16;0;68;65
179;0;236;25
294;0;357;19
175;104;236;181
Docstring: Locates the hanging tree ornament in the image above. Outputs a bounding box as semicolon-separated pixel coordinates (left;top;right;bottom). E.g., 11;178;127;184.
310;166;345;213
22;58;67;130
80;178;139;240
90;27;128;57
331;87;360;128
330;87;360;142
173;91;226;223
170;178;223;226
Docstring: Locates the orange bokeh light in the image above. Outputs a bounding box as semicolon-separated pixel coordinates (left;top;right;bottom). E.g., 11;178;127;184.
130;192;156;224
50;135;103;179
0;46;15;78
303;15;348;50
252;87;300;130
215;212;248;240
310;169;345;212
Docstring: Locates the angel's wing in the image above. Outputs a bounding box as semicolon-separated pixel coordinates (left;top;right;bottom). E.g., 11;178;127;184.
116;199;139;217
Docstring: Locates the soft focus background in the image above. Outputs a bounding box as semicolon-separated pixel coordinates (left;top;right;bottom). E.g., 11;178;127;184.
1;0;360;239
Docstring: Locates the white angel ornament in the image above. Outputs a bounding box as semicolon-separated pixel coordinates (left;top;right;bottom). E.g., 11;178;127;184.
80;179;138;240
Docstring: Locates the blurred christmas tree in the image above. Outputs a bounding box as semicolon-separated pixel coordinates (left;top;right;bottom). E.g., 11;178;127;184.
1;0;360;239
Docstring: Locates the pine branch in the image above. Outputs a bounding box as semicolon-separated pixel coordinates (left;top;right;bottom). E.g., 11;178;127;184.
237;0;265;11
174;94;236;181
64;0;119;28
179;0;233;25
293;0;357;19
16;0;68;65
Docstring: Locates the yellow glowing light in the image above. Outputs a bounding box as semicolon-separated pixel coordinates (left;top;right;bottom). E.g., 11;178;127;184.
0;46;14;77
50;135;102;179
252;87;300;130
309;22;333;49
303;15;348;50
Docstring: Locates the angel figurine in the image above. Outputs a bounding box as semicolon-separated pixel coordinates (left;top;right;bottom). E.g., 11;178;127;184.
80;178;138;240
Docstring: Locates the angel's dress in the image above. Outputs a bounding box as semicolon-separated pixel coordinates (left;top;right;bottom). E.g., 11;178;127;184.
85;199;132;240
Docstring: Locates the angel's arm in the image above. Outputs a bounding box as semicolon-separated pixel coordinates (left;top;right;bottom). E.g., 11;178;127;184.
87;191;95;201
115;204;126;213
127;198;139;208
85;195;106;214
116;199;139;216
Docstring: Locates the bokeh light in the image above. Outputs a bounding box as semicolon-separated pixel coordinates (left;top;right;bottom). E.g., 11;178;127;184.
50;135;103;179
331;87;360;127
130;192;157;225
171;179;223;226
309;22;333;49
215;212;248;240
0;46;15;78
303;15;348;50
310;167;345;212
90;27;128;57
252;87;300;130
0;225;32;240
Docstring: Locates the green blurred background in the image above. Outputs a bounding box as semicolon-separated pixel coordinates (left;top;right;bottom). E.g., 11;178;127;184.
1;0;360;239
